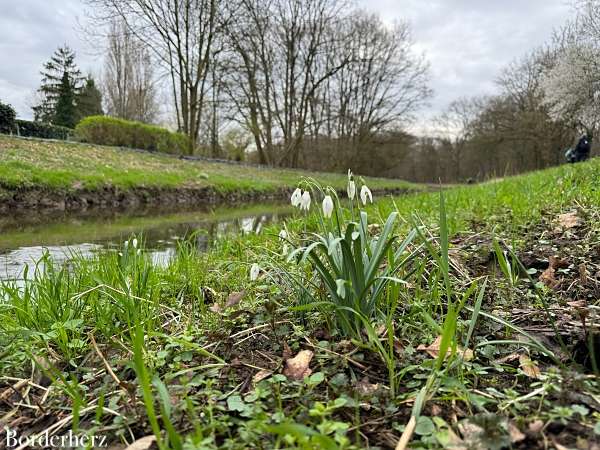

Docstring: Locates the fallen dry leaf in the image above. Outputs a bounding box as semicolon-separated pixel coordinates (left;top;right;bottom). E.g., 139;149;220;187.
283;349;314;380
557;211;582;230
417;336;474;361
209;290;246;313
549;256;569;269
519;354;541;379
225;290;245;308
539;266;558;289
355;377;379;396
124;436;157;450
539;256;569;289
579;263;588;284
508;422;526;443
393;339;404;356
430;404;442;416
458;420;484;442
528;419;544;434
252;369;273;384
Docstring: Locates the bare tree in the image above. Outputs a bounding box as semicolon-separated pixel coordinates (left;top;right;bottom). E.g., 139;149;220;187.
317;12;431;168
223;0;352;167
87;0;220;149
103;19;159;123
435;97;483;180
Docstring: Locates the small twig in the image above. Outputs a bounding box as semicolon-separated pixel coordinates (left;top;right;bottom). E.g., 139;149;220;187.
89;333;138;409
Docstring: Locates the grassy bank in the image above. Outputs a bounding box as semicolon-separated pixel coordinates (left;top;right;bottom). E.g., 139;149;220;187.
1;160;600;449
0;135;418;194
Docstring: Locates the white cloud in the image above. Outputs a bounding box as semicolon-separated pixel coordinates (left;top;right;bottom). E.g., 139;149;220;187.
0;0;100;119
361;0;572;127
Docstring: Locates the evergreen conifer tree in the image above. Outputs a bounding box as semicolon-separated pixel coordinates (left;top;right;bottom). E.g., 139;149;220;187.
54;71;78;128
33;45;83;125
75;76;103;121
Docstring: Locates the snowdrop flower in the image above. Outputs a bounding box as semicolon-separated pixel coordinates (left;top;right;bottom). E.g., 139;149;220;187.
348;181;356;200
336;279;346;298
132;238;138;249
124;240;129;249
360;185;373;205
282;243;289;256
300;190;311;211
322;195;334;218
279;229;288;241
291;188;302;207
250;263;260;281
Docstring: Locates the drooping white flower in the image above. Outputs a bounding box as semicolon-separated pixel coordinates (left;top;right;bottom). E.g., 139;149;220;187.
300;190;311;211
291;188;302;207
124;240;129;249
322;195;334;218
132;238;138;249
250;263;260;281
347;169;356;200
336;279;346;298
279;229;288;240
348;180;356;200
360;185;373;205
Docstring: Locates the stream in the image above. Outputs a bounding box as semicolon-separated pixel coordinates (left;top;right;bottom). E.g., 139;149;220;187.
0;203;292;280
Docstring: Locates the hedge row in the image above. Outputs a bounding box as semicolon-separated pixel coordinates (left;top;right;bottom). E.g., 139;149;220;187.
15;120;73;140
75;116;191;154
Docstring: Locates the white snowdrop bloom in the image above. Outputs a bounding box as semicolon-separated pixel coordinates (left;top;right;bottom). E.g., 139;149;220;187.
336;279;346;298
360;185;373;205
250;263;260;281
347;180;356;200
132;238;138;249
279;229;288;240
282;243;289;256
291;188;302;207
322;195;334;218
300;190;311;211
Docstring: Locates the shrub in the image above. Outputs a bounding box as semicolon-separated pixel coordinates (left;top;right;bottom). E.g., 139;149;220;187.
15;119;72;140
0;101;16;134
74;116;191;155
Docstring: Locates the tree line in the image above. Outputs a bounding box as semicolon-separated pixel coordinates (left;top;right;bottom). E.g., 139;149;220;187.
17;0;600;182
84;0;430;166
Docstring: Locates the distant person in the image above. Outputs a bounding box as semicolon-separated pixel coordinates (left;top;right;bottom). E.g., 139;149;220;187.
566;134;592;163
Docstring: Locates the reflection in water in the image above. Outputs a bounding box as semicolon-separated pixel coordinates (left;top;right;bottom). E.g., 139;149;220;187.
0;207;290;280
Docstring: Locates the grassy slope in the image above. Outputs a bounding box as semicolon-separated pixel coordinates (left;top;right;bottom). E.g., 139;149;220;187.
1;157;600;449
0;135;419;193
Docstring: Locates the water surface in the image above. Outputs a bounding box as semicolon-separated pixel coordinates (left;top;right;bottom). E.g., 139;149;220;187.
0;203;292;279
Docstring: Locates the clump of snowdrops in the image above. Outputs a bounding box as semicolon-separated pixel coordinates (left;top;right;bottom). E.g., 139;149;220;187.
280;170;419;340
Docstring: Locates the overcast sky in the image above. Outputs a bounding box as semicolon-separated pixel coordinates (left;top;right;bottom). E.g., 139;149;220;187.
0;0;573;127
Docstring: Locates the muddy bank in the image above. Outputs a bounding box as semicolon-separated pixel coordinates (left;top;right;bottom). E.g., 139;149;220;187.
0;185;414;213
